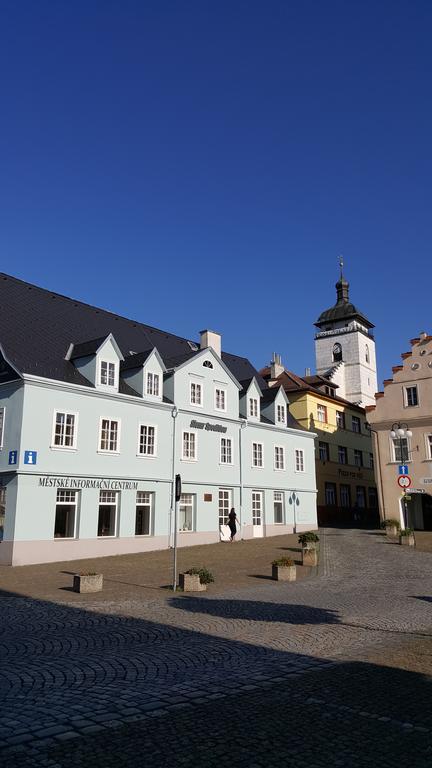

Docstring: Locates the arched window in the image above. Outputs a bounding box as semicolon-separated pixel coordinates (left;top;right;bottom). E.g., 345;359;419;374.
365;344;370;364
332;343;342;363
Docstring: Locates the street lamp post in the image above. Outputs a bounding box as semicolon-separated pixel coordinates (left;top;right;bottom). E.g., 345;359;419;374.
390;422;412;529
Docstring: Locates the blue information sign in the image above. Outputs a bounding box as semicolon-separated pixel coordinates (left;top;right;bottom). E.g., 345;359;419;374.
399;464;409;475
24;450;37;465
8;450;17;465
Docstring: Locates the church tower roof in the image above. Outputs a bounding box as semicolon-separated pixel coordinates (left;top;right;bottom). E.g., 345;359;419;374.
315;258;374;330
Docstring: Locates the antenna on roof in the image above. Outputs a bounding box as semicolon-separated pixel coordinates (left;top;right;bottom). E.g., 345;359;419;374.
339;254;344;279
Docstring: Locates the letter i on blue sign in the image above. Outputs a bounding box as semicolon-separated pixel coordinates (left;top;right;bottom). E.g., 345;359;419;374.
24;451;37;465
8;450;17;465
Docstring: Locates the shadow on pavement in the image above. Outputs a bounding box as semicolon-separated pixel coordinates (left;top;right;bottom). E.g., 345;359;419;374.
168;596;341;624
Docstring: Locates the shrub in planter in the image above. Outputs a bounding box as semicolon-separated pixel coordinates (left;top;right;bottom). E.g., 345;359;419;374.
179;567;214;592
271;557;296;582
399;528;415;547
73;572;103;593
298;531;319;566
381;519;400;536
298;531;320;547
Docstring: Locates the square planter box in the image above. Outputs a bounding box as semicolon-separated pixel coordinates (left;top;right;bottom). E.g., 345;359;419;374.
302;547;318;567
179;573;207;592
73;574;103;593
272;564;296;582
399;535;415;547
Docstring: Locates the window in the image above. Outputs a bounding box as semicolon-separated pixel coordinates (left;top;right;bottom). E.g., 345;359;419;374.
249;397;258;418
135;491;153;535
274;446;285;470
274;491;284;524
218;489;232;526
0;486;5;540
317;404;327;423
318;441;329;461
365;344;370;364
0;407;5;448
179;493;194;531
368;487;378;509
220;437;233;464
426;435;432;460
215;387;226;411
324;385;335;397
369;452;374;469
252;491;263;526
295;449;305;472
182;431;197;460
340;485;351;507
100;361;115;387
98;491;118;536
332;343;342;362
356;486;366;508
338;446;348;464
405;386;418;407
352;416;361;433
336;411;345;429
147;372;160;396
138;425;156;456
391;437;409;463
354;449;363;467
52;411;77;448
277;404;286;424
54;489;78;539
252;442;263;467
99;419;119;452
190;381;202;406
325;482;337;505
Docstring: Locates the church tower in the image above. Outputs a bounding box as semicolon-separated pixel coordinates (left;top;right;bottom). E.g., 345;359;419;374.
314;260;377;407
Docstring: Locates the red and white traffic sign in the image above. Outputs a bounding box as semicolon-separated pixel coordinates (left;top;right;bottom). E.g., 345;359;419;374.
398;475;411;488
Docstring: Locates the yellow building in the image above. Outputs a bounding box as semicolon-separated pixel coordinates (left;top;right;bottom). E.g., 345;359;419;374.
260;362;378;526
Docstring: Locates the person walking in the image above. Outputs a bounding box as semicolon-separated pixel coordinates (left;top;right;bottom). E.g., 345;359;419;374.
228;507;239;541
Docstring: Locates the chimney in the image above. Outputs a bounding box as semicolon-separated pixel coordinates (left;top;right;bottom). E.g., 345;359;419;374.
270;352;284;379
419;331;427;340
200;329;221;357
305;367;311;377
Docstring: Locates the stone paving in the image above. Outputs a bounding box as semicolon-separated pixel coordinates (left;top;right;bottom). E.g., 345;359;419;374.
1;529;431;766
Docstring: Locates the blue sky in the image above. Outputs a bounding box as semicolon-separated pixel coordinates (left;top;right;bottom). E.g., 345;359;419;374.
1;1;431;385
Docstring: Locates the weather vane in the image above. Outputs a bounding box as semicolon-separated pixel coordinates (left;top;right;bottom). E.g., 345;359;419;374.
339;254;344;277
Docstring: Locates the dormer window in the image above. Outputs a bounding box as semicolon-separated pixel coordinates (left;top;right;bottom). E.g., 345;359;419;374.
147;372;160;397
100;361;116;387
249;397;258;418
276;404;286;425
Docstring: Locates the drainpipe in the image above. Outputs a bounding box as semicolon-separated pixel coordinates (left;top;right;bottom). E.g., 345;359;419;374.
169;406;178;548
239;419;247;539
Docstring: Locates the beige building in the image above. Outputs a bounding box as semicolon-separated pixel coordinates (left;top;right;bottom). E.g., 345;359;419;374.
366;332;432;530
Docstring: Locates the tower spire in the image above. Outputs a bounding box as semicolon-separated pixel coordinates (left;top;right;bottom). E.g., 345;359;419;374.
336;256;349;304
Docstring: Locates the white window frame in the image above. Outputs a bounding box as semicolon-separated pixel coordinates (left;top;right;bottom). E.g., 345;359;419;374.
218;488;232;526
425;433;432;460
276;404;286;425
146;371;160;397
404;385;419;408
390;435;410;464
98;418;121;454
252;490;263;526
317;404;327;423
295;448;305;472
214;387;227;412
179;493;195;532
51;410;78;450
220;437;233;465
135;491;153;536
273;491;285;524
189;380;203;407
137;424;157;457
97;490;119;537
0;407;5;449
274;445;285;470
54;489;79;539
182;430;197;461
252;442;264;468
99;360;116;387
249;397;259;418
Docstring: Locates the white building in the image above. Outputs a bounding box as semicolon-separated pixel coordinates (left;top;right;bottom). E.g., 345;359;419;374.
0;273;318;565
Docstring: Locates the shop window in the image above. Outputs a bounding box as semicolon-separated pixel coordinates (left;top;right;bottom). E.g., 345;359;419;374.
179;493;195;531
54;489;78;539
97;491;118;536
274;491;284;524
135;491;153;535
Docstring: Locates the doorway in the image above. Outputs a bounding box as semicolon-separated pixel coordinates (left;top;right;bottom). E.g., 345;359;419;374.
252;490;264;537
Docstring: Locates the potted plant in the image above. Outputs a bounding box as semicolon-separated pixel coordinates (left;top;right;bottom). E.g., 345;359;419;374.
399;528;415;547
179;567;214;592
272;557;296;582
298;531;320;566
380;518;400;537
73;572;103;593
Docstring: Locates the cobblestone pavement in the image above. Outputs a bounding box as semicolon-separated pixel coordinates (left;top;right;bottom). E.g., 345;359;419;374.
1;529;431;766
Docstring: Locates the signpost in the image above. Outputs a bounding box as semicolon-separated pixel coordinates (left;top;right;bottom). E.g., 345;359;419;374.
172;474;181;592
397;475;411;489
